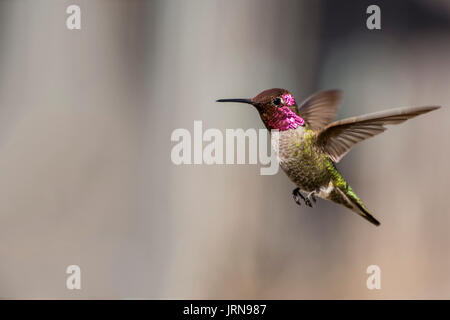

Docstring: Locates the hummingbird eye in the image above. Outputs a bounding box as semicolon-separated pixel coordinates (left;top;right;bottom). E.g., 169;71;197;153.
273;97;283;106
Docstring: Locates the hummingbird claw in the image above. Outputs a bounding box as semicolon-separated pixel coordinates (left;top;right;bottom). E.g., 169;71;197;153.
293;188;316;208
292;188;304;206
305;191;317;207
307;191;317;203
304;197;313;207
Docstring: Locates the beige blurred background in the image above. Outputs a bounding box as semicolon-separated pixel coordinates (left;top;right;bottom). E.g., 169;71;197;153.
0;0;449;299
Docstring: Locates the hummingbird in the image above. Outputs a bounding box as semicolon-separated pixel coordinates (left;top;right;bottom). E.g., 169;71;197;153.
217;89;440;226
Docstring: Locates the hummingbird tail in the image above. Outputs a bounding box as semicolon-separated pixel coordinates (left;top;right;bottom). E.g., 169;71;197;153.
332;186;380;226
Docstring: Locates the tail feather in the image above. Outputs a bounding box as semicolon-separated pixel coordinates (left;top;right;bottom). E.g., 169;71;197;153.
334;186;380;226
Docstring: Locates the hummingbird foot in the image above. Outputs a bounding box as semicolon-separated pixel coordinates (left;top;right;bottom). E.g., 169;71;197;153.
307;191;317;203
292;187;306;206
293;188;315;207
304;191;317;207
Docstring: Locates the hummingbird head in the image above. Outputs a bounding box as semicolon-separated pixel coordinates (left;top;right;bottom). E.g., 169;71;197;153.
217;88;305;131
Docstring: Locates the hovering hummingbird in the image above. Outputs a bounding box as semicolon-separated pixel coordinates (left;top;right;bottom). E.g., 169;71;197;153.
217;89;440;226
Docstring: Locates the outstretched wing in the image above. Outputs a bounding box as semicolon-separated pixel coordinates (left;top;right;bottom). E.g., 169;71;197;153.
297;90;342;131
316;106;440;163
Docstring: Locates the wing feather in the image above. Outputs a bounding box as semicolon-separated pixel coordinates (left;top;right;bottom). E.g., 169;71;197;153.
297;90;342;130
316;106;440;162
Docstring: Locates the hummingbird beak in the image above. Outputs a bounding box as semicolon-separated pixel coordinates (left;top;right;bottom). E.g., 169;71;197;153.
216;98;253;105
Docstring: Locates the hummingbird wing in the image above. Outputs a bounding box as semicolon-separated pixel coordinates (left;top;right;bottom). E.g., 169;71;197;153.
316;106;440;163
297;90;342;131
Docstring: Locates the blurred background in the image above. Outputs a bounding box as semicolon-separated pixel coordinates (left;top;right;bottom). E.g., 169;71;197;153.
0;0;449;299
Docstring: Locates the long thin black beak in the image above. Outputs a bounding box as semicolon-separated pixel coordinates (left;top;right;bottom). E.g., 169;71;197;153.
216;98;253;104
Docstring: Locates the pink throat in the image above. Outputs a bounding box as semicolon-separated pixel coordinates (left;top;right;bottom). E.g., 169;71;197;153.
267;107;305;131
